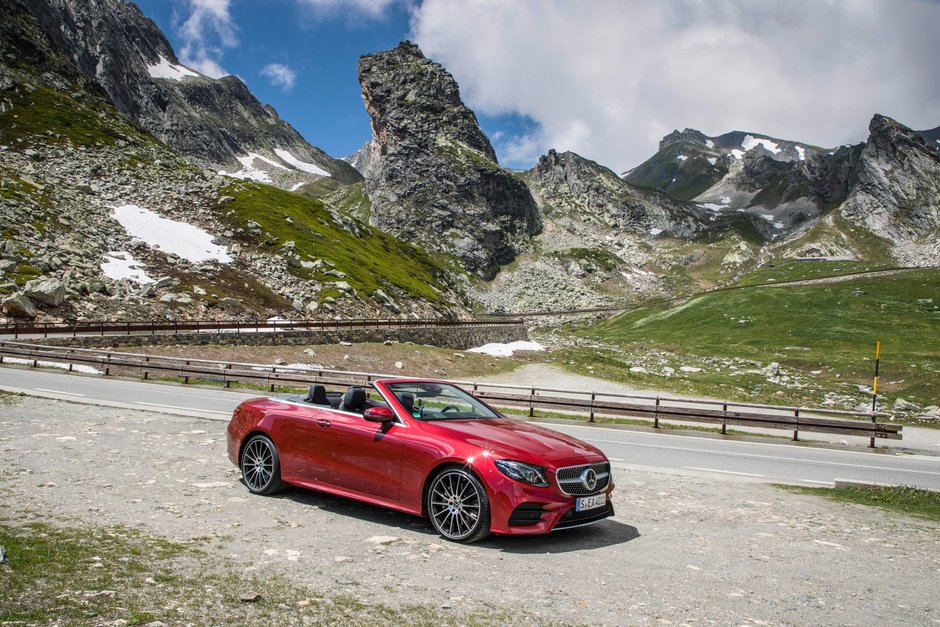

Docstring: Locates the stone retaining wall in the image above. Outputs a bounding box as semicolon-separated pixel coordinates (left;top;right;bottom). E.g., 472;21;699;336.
38;324;528;350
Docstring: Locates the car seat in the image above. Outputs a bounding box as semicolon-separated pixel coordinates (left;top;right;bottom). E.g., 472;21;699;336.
338;386;366;412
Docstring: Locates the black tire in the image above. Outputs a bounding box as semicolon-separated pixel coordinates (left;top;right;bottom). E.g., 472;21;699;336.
427;467;491;543
240;434;285;495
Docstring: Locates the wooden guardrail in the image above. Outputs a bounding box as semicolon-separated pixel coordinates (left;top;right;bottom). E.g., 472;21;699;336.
0;340;901;445
0;317;524;339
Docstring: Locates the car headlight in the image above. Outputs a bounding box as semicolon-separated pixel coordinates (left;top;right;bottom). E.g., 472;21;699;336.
494;460;549;487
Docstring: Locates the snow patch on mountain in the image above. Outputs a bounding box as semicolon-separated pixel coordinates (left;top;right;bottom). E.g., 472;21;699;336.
147;56;199;81
111;205;232;264
466;340;545;357
742;135;781;154
274;148;330;177
219;153;291;182
101;251;153;284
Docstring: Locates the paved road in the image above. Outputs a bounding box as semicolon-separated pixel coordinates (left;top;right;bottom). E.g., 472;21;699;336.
2;365;939;491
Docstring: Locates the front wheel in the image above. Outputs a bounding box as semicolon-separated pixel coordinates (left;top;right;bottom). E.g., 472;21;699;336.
240;434;284;495
427;468;490;543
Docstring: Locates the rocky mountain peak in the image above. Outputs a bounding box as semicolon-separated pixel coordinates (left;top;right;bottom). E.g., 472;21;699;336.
529;148;663;229
867;113;934;156
359;40;497;162
358;41;539;279
659;128;710;151
838;114;940;262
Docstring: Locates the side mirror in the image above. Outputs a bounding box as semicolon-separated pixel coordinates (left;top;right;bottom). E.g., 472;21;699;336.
363;406;395;423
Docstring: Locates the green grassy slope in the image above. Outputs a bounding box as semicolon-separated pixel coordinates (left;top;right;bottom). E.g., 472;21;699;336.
0;85;153;148
219;182;453;306
571;269;940;416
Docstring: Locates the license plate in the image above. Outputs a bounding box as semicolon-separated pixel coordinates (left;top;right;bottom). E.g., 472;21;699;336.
575;493;606;512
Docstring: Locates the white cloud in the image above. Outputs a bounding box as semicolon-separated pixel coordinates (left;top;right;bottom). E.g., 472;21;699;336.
411;0;940;172
177;0;237;78
296;0;398;20
260;63;297;91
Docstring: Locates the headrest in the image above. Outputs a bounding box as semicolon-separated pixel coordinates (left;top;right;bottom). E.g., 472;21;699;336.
341;386;366;411
308;384;328;405
399;392;415;412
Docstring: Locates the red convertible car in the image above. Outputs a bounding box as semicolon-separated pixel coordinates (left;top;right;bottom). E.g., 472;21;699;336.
227;379;614;542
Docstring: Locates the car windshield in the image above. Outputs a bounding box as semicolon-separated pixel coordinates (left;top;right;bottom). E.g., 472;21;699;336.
385;382;500;421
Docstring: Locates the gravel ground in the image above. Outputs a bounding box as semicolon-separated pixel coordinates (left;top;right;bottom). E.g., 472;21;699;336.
2;395;939;626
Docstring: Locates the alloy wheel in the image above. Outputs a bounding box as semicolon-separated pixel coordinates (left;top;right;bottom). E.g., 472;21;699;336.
428;468;490;542
241;435;282;494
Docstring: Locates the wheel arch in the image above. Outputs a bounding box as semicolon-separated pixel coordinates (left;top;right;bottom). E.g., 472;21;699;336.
421;460;486;517
238;429;273;464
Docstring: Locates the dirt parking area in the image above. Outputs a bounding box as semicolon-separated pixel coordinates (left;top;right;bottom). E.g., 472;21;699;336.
2;395;939;625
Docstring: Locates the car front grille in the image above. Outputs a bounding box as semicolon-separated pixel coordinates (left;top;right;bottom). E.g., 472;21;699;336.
555;462;611;496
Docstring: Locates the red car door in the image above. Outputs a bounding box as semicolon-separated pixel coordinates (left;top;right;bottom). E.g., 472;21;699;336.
313;408;406;501
266;401;324;484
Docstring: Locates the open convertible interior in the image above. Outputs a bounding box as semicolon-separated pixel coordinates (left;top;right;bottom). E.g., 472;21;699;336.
283;381;500;420
287;384;390;414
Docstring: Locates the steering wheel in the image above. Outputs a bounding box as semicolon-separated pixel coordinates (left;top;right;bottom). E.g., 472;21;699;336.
441;405;460;414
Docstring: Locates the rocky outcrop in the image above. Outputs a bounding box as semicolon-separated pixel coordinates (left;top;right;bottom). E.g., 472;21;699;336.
23;277;65;306
531;150;663;232
529;149;698;236
358;41;540;279
839;114;940;264
1;293;38;318
19;0;361;185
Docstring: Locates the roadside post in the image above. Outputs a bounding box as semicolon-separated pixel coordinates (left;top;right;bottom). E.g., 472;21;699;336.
870;341;880;448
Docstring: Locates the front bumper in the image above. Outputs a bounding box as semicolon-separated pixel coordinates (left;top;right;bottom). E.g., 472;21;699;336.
483;467;615;535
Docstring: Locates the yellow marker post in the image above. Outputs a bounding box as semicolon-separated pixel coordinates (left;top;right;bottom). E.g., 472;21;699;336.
870;341;881;448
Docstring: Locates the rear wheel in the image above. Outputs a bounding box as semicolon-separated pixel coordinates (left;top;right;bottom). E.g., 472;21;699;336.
427;468;490;543
240;435;284;495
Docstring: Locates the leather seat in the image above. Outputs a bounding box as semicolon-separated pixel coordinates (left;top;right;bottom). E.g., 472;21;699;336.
306;384;329;405
399;392;415;414
338;386;366;412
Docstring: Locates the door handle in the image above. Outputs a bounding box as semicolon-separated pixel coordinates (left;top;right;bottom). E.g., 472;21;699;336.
316;418;331;428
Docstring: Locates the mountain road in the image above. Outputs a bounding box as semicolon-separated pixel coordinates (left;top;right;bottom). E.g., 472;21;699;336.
2;365;938;491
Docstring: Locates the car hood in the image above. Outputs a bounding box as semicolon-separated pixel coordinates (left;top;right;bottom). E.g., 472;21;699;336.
421;418;606;466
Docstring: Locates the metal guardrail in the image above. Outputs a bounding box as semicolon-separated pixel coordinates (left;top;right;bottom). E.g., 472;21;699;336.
0;340;901;445
0;317;525;339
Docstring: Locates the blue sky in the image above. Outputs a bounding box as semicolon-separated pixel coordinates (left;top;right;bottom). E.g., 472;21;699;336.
135;0;418;160
134;0;940;173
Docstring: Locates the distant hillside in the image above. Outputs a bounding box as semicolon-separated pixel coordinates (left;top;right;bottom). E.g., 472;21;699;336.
918;125;940;155
623;128;825;200
572;268;940;419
